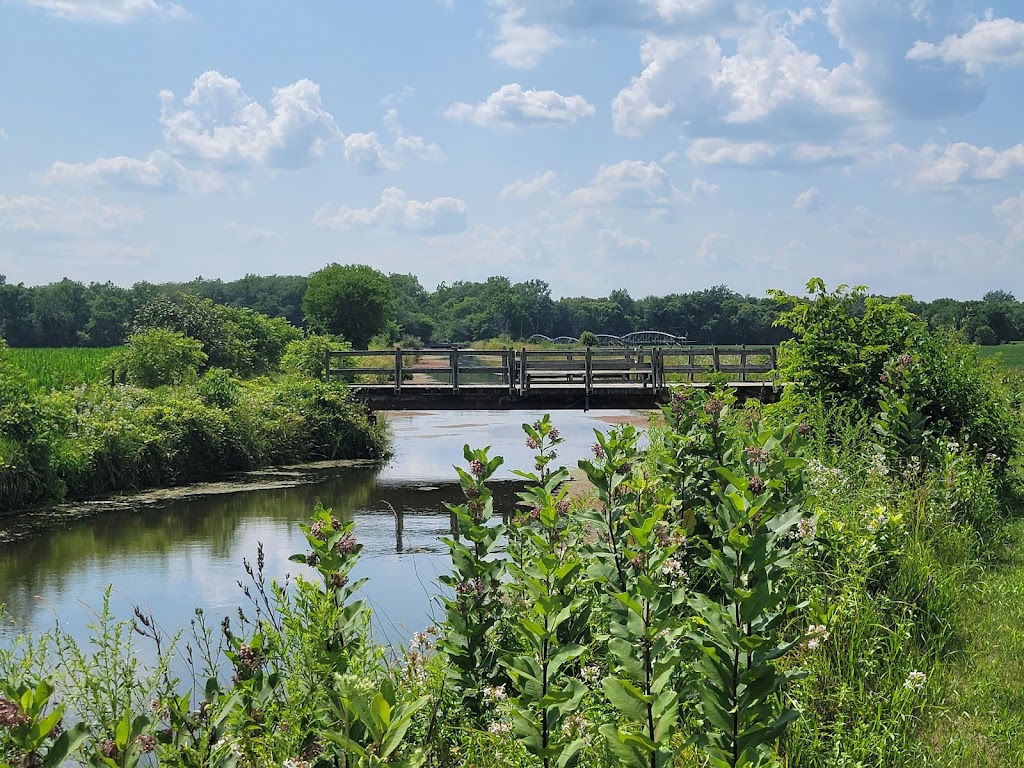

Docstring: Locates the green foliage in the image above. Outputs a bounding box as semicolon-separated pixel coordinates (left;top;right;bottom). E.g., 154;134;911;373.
502;417;589;768
111;328;207;388
216;304;302;375
771;279;1022;496
437;445;507;714
303;264;396;348
769;279;923;408
577;331;599;347
281;333;350;379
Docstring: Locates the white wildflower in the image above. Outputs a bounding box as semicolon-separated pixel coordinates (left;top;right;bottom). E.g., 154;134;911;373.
904;670;926;692
488;720;511;736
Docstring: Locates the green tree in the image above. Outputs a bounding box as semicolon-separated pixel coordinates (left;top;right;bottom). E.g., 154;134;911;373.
303;264;395;348
85;282;135;347
31;278;90;346
135;292;229;366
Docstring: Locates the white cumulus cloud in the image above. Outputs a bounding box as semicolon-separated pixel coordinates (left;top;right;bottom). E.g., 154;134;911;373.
343;131;446;173
612;29;881;140
491;7;565;68
159;71;341;168
598;228;654;259
0;194;143;234
567;160;682;208
793;186;822;212
12;0;188;22
313;188;468;235
46;150;223;192
445;83;595;127
994;192;1024;244
686;138;775;165
690;178;719;196
915;141;1024;185
907;15;1024;74
500;170;558;199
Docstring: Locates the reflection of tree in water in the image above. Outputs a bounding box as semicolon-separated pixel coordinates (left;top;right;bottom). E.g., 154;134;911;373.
0;466;526;637
0;467;380;630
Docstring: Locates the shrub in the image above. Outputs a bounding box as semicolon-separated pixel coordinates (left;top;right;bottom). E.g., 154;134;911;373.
280;333;349;379
112;328;207;388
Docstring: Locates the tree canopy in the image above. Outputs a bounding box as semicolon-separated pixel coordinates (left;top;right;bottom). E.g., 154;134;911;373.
302;264;395;348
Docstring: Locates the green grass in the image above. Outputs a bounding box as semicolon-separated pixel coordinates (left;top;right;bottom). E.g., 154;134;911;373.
924;520;1024;766
7;347;118;391
979;342;1024;369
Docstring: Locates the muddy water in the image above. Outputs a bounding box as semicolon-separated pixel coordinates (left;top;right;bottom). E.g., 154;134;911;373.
0;410;651;646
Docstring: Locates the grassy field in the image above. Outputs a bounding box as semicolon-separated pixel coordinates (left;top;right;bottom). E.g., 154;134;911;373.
980;342;1024;368
7;347;118;391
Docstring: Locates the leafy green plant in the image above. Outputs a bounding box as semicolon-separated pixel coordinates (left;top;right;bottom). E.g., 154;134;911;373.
111;328;207;388
500;417;590;768
0;679;88;768
437;446;507;715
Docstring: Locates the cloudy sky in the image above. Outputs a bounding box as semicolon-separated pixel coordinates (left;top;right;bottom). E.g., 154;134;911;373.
1;0;1023;300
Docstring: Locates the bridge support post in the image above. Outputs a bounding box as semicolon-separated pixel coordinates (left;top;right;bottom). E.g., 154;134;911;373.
451;348;459;393
394;346;402;394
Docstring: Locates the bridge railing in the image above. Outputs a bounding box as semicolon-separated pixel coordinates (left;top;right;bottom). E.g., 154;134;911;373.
659;345;777;383
326;348;515;393
518;348;659;393
327;345;777;393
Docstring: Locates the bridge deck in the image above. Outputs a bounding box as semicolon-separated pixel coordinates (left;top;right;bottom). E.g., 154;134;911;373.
349;381;779;411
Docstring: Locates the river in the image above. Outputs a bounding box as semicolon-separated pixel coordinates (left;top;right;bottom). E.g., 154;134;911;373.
0;409;651;650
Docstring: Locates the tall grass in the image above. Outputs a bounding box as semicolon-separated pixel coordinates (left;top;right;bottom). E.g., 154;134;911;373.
7;347;118;391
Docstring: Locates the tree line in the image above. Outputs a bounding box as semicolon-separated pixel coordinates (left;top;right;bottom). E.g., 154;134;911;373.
2;269;1022;348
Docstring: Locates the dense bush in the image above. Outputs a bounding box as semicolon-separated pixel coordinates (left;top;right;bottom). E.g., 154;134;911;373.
0;374;387;509
134;292;301;375
280;333;350;379
770;279;1022;491
111;328;207;388
0;340;62;506
3;378;1016;767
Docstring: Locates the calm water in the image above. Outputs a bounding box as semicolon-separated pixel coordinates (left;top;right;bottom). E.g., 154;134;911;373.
0;410;649;647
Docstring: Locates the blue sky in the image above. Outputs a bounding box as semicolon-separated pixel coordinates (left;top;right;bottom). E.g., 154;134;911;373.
1;0;1023;301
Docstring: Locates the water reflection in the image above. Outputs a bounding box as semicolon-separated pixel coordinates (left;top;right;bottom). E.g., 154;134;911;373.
0;410;649;644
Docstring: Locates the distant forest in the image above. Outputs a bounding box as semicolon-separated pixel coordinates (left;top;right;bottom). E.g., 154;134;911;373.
1;271;1020;348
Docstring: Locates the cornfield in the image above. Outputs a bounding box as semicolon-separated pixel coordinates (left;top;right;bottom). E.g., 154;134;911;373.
7;347;119;391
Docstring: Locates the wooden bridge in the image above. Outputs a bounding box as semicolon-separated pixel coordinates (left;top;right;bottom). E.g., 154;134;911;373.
327;346;780;411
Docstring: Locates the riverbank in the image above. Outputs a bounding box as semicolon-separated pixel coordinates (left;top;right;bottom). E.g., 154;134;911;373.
0;370;389;512
0;457;382;545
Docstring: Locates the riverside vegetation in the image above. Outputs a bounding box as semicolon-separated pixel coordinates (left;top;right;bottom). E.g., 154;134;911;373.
2;279;1023;767
0;303;388;512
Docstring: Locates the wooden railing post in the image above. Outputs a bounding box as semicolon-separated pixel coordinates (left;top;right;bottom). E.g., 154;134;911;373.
451;348;459;393
505;349;514;393
740;344;747;382
520;348;528;393
585;346;593;394
394;346;402;394
713;346;721;374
